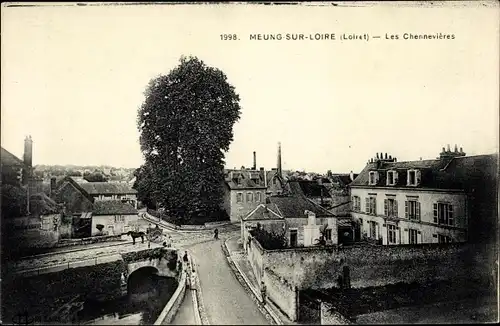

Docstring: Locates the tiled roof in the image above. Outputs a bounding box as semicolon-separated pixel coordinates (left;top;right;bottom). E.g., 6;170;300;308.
1;147;24;167
266;169;283;184
225;169;266;190
92;200;138;215
297;180;330;198
78;182;137;195
243;204;283;221
267;195;334;218
350;154;498;190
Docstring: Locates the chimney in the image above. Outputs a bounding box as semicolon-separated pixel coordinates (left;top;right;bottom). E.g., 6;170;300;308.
384;153;388;159
50;177;57;197
442;147;446;153
350;170;354;181
253;151;256;170
447;144;451;152
376;153;379;159
23;135;33;167
454;144;458;153
277;142;282;178
459;147;463;153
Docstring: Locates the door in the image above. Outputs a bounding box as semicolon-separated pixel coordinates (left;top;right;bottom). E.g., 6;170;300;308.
290;229;298;247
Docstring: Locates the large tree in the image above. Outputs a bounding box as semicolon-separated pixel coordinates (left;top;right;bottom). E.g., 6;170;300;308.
137;56;241;222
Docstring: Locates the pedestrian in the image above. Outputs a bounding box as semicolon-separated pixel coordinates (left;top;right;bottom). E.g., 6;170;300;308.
162;241;167;247
260;281;267;305
183;251;189;263
214;228;219;240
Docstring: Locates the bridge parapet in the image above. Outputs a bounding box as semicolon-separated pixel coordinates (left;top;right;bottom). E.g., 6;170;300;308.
123;247;179;280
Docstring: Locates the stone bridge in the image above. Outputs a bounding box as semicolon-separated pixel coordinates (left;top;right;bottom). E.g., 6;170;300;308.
122;247;180;283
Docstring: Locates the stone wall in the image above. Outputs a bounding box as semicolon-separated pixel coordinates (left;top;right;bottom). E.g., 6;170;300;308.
320;302;352;325
247;235;266;285
250;237;494;291
2;259;125;323
263;267;298;321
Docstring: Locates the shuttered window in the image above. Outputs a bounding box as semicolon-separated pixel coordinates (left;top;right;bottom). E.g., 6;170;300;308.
405;200;420;220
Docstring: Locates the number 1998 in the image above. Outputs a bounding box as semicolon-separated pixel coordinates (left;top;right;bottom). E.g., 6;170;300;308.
220;34;238;41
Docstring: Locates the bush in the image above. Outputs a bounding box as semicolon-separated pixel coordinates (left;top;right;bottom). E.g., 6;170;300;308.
250;227;287;250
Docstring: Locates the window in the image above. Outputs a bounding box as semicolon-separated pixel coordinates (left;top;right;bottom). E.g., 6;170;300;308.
433;203;454;226
369;221;378;239
387;224;397;244
114;215;125;223
290;229;298;247
409;229;418;244
384;198;398;217
365;197;377;215
351;196;361;211
247;192;254;202
407;169;420;186
369;171;379;185
405;200;421;220
387;171;398;186
325;229;332;241
256;192;261;202
438;234;452;243
236;192;243;203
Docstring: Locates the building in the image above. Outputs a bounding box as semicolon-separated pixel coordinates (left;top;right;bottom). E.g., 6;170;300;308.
223;167;267;223
91;200;139;236
350;146;498;245
241;194;338;249
223;144;286;222
77;182;138;208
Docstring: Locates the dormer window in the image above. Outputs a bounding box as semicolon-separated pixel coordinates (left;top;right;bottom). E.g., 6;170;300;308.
407;169;421;186
386;170;398;186
369;171;379;185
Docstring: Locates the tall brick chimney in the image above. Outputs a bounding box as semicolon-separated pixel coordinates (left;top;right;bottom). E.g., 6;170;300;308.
23;135;33;168
253;151;256;170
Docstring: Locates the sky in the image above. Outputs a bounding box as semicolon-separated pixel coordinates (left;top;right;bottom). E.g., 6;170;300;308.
1;2;498;174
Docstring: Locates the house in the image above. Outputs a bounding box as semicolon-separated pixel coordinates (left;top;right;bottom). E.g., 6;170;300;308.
350;146;498;245
91;200;139;236
223;145;287;223
52;176;95;215
241;194;338;249
77;182;138;208
223;168;267;223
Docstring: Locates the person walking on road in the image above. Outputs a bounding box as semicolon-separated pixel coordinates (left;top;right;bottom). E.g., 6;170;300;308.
214;228;219;240
260;281;267;305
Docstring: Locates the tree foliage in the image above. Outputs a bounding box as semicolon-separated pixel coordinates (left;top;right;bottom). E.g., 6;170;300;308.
137;56;241;222
250;226;288;250
83;172;108;182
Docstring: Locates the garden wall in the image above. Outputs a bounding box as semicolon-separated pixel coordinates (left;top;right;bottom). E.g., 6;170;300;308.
250;237;494;291
263;267;298;321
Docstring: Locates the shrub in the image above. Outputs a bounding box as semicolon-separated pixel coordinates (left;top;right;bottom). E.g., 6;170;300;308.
250;227;287;250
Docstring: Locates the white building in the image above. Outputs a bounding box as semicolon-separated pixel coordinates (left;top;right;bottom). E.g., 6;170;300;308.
350;146;497;245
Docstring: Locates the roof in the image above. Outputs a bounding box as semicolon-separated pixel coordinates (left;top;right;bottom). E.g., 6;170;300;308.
243;204;283;221
92;200;138;215
266;169;284;184
350;154;498;191
225;169;266;190
286;181;307;197
1;147;25;167
29;193;60;215
297;180;330;198
267;195;334;218
54;176;95;203
78;182;138;195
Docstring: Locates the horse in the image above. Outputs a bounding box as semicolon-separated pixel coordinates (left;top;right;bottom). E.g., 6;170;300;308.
127;231;146;245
